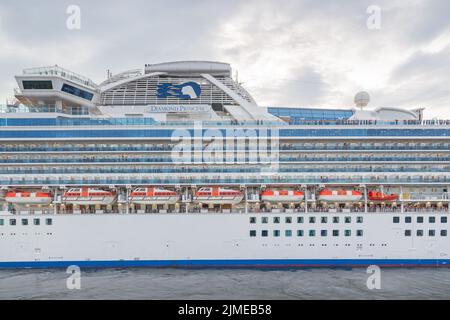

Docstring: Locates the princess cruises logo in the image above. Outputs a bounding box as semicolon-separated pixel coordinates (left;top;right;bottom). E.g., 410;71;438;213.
156;82;202;99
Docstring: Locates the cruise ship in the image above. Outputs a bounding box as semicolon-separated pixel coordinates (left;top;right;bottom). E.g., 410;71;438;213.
0;61;449;268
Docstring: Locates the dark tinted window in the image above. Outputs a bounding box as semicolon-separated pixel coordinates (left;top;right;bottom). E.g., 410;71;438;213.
23;80;53;90
61;83;94;101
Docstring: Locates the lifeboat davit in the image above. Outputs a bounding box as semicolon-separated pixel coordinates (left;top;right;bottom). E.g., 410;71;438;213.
130;187;179;205
368;191;398;202
318;189;363;202
63;187;115;205
193;187;244;205
261;189;304;203
5;191;52;205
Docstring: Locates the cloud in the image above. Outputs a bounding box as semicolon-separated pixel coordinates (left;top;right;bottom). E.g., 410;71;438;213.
0;0;450;118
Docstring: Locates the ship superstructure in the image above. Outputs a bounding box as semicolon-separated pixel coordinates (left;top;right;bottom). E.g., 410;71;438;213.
0;61;449;268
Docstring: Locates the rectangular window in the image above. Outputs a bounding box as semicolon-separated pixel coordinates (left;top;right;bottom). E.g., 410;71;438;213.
405;217;412;223
0;219;3;226
417;217;424;223
309;230;316;237
61;83;94;101
45;218;53;226
332;230;339;237
441;217;448;223
21;219;28;226
273;230;281;237
345;230;351;237
33;219;40;226
441;230;447;237
309;217;316;224
285;217;292;224
356;217;363;223
262;217;268;224
261;230;268;237
23;80;53;90
249;217;256;224
429;217;436;223
405;230;412;236
332;217;339;223
417;230;423;237
10;219;16;226
273;217;280;224
249;230;256;237
321;230;327;237
297;230;304;237
429;230;435;237
321;217;328;223
356;230;363;237
393;217;400;223
297;217;304;224
344;217;351;223
285;230;292;237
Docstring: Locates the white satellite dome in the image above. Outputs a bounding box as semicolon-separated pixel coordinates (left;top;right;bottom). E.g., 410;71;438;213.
354;91;370;109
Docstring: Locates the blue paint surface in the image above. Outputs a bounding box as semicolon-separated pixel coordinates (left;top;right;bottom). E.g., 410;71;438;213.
0;259;449;269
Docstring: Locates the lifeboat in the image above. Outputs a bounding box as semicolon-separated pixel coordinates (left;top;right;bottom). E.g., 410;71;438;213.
63;187;115;205
368;191;398;202
261;189;304;203
318;189;363;202
193;187;244;205
5;191;52;205
129;187;179;205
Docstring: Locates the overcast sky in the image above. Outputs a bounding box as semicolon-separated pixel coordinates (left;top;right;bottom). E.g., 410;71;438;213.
1;0;450;118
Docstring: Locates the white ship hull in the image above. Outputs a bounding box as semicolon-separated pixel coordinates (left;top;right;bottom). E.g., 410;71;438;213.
6;198;52;206
318;195;363;202
62;197;116;206
130;196;180;205
261;195;305;203
193;196;244;205
1;212;449;268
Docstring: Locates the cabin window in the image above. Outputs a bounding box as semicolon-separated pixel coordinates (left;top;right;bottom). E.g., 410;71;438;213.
297;217;304;224
321;217;328;223
321;230;327;237
417;230;423;237
405;217;412;223
417;217;424;223
309;217;316;224
249;230;256;237
297;230;304;237
285;230;292;237
344;217;351;223
0;219;4;226
10;219;16;226
261;217;268;224
285;217;292;224
249;217;256;224
356;217;363;223
393;217;400;223
441;217;448;223
333;230;339;237
441;230;447;237
429;230;435;237
429;217;436;223
405;230;411;236
261;230;268;237
33;219;40;226
273;217;280;224
273;230;280;237
332;217;339;223
21;219;28;226
356;230;364;236
45;218;53;226
345;230;351;237
309;230;316;237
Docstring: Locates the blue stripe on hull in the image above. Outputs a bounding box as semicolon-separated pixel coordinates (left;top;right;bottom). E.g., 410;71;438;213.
0;259;450;269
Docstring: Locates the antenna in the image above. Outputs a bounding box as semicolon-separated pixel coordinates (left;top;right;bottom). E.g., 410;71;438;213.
354;91;370;110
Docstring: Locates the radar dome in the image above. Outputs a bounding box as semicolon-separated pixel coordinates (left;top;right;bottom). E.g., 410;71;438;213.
354;91;370;109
